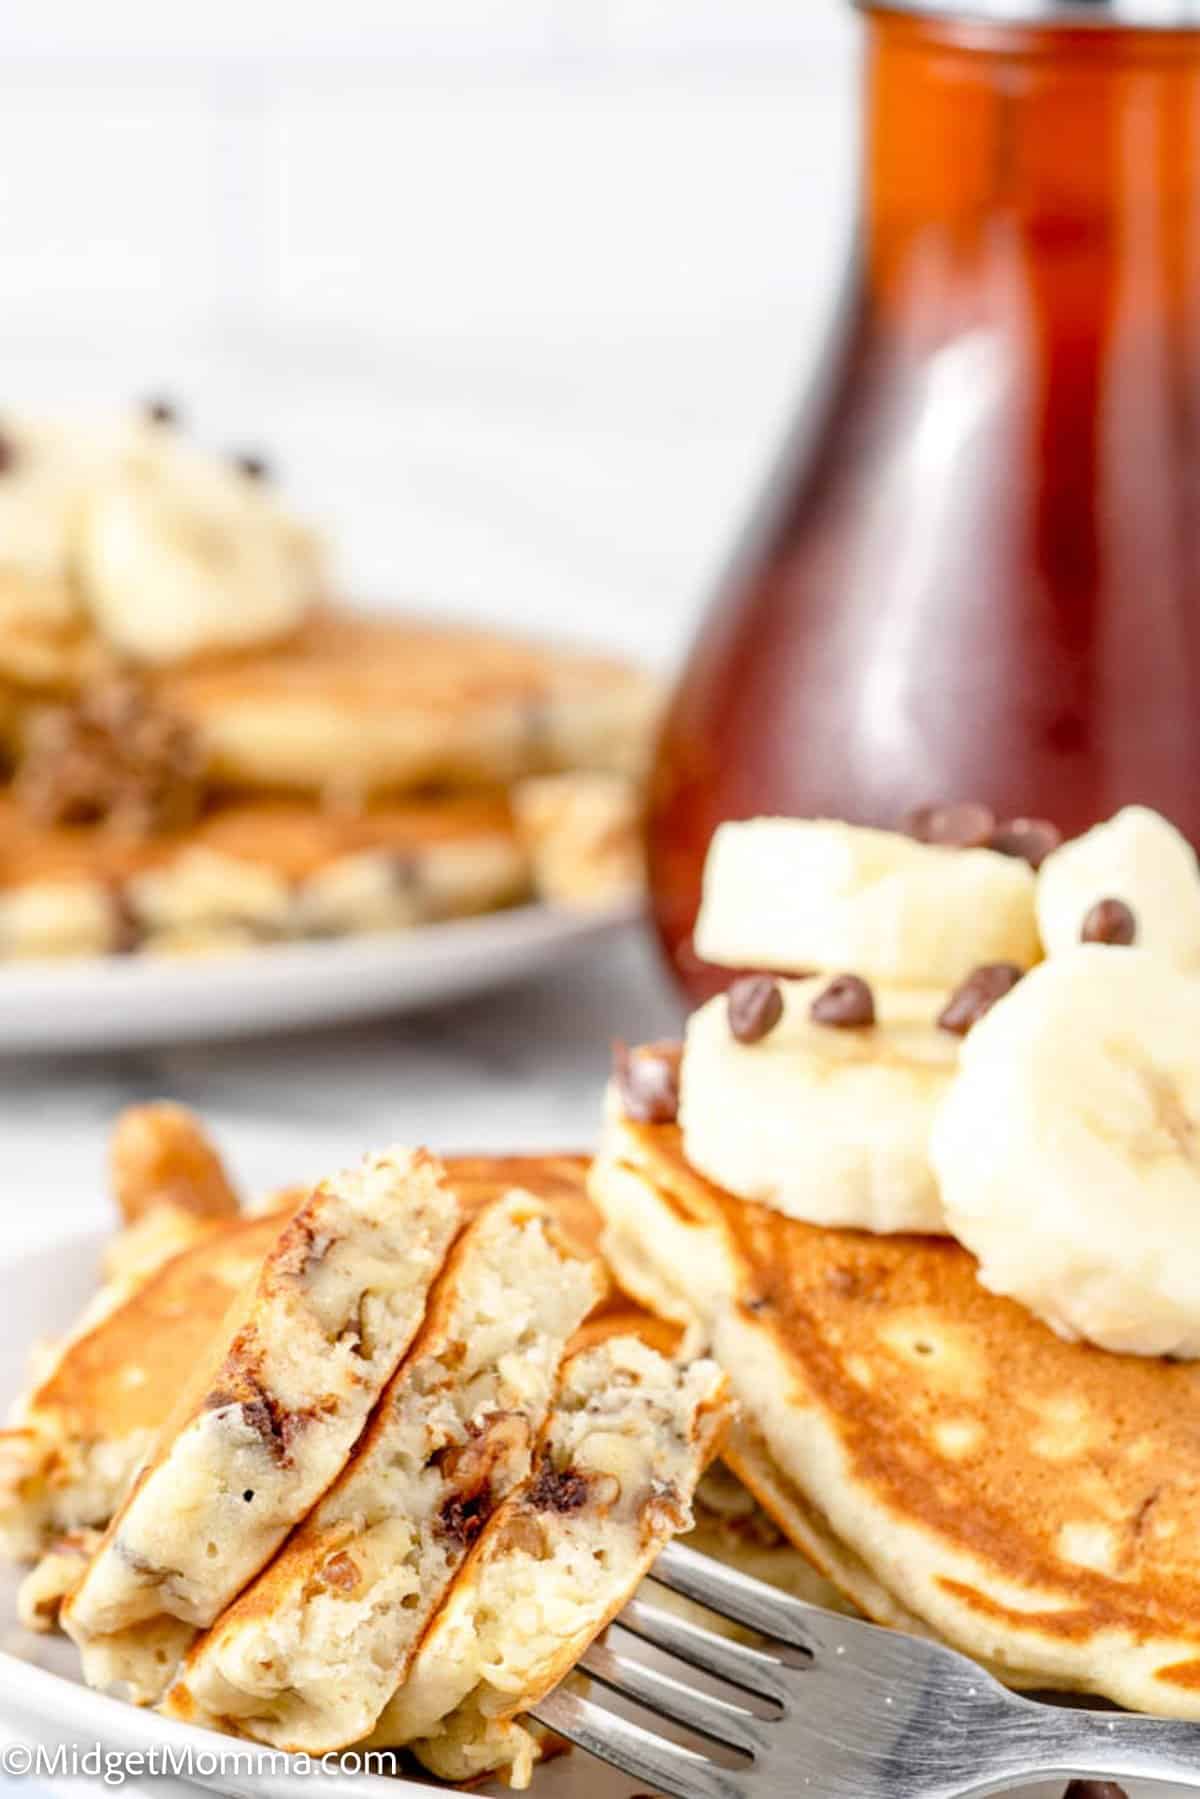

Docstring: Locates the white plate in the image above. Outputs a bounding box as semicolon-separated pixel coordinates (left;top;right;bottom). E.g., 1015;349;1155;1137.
0;902;637;1053
0;1236;1187;1799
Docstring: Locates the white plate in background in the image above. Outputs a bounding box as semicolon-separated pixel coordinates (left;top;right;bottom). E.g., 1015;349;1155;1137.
0;901;638;1054
0;1234;1193;1799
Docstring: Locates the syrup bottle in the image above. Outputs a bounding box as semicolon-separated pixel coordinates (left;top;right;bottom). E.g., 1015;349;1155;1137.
650;0;1200;997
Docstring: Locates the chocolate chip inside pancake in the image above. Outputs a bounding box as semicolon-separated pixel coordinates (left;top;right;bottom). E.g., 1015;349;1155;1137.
1063;1784;1129;1799
989;816;1062;868
937;962;1022;1035
727;975;783;1045
810;974;875;1029
1081;896;1137;946
143;396;180;427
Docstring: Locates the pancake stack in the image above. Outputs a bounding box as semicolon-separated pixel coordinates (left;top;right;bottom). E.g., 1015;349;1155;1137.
0;408;656;960
0;1109;729;1787
590;806;1200;1717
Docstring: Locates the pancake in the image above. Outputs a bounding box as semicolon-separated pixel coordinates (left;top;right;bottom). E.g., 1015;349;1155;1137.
0;787;529;958
0;579;109;695
151;608;659;798
684;1456;852;1616
16;1526;102;1632
62;1147;462;1703
163;1188;606;1750
591;1095;1200;1718
0;1211;287;1563
367;1327;729;1788
511;771;645;911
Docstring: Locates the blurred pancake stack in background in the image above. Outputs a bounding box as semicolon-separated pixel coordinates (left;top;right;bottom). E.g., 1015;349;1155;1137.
0;404;657;961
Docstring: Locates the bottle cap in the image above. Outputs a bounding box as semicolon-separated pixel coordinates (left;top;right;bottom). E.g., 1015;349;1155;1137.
865;0;1200;25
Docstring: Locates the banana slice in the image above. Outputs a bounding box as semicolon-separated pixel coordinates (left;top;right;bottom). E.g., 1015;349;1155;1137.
0;418;113;610
78;438;324;664
1037;807;1200;969
679;976;957;1233
930;945;1200;1357
694;819;1039;987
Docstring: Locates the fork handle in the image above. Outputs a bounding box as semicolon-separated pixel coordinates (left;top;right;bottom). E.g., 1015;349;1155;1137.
994;1703;1200;1791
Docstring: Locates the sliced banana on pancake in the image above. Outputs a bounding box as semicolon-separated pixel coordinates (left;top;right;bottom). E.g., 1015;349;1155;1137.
1037;806;1200;969
78;438;324;665
679;976;956;1233
695;819;1039;987
931;946;1200;1356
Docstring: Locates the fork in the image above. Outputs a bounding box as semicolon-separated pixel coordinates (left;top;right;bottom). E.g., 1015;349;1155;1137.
530;1543;1200;1798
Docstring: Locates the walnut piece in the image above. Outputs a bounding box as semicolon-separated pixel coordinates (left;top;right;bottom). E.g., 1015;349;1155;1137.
15;678;206;837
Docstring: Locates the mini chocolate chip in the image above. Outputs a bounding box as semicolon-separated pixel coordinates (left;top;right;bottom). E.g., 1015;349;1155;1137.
108;886;143;956
1063;1784;1129;1799
527;1458;590;1514
234;452;269;481
938;963;1023;1035
728;975;784;1045
810;974;875;1029
903;802;996;849
1081;896;1137;946
613;1040;680;1125
437;1485;494;1547
989;816;1062;869
142;396;179;427
242;1489;254;1503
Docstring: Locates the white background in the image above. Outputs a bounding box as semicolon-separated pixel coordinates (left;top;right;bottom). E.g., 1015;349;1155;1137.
0;0;861;666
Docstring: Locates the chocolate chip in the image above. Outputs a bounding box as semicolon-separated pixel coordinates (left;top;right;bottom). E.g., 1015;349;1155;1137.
1063;1784;1129;1799
242;1489;254;1503
527;1457;590;1515
728;975;783;1045
613;1040;680;1125
902;802;996;849
206;1385;297;1465
437;1485;494;1547
142;396;179;427
938;963;1023;1035
108;887;143;956
1081;896;1137;946
989;816;1062;869
810;974;875;1029
234;452;269;481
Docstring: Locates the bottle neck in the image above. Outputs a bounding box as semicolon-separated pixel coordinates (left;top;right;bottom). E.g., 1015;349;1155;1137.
861;9;1200;333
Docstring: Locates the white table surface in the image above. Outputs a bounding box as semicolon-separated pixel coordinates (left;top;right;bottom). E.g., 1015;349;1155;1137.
0;924;680;1260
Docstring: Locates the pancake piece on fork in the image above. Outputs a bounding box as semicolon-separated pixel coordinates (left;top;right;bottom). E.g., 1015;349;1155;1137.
62;1146;462;1703
365;1320;730;1787
590;1077;1200;1717
163;1184;606;1750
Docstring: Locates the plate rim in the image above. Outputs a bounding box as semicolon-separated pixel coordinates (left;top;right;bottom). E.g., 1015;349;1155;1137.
0;895;641;1051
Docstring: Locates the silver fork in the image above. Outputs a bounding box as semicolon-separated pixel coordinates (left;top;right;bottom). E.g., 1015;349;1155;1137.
530;1543;1200;1798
